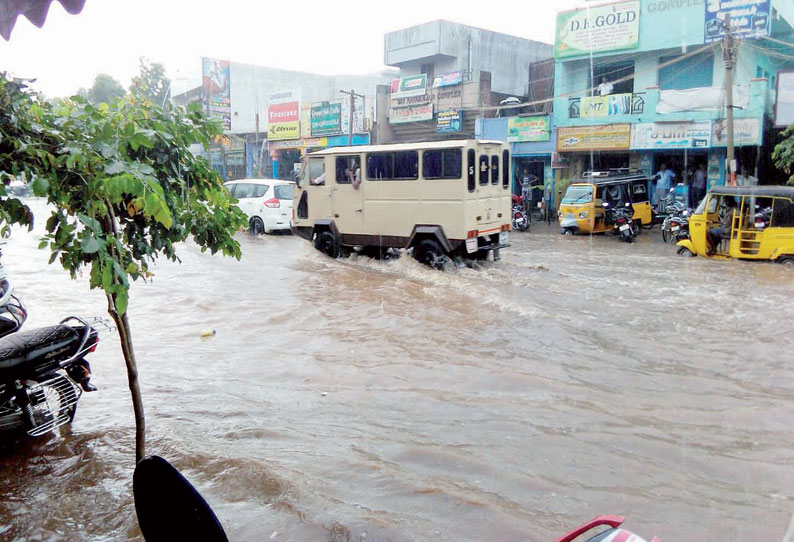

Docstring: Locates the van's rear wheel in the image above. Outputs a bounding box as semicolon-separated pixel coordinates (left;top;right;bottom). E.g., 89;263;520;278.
413;239;446;270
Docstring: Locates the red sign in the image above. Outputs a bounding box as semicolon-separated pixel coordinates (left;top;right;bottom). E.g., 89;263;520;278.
268;101;299;124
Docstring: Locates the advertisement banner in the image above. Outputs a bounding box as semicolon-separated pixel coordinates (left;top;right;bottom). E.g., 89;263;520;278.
557;124;631;151
507;116;550;142
712;118;761;146
432;71;463;88
631;121;712;150
389;103;433;124
311;100;343;136
300;104;312;138
268;121;300;141
775;71;794;128
704;0;770;43
269;89;300;105
268;101;299;124
555;1;640;59
202;58;231;131
580;93;632;118
391;74;428;98
436;109;462;133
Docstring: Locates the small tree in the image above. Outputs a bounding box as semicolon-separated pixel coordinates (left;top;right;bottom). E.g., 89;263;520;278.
0;74;247;462
772;125;794;186
80;73;127;105
130;58;171;107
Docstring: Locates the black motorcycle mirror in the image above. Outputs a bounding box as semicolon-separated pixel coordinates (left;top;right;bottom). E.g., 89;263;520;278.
133;455;229;542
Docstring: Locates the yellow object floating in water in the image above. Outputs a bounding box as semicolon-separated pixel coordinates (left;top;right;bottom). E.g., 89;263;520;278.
200;329;216;338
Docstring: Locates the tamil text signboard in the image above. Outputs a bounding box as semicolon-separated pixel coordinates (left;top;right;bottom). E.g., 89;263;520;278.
311;100;343;137
555;1;640;59
557;124;631;151
432;71;463;88
436;109;462;133
580;93;632;118
704;0;770;43
389;103;433;124
202;58;231;131
507;116;550;142
712;118;761;146
391;75;428;99
268;90;300;141
775;71;794;128
631;121;711;150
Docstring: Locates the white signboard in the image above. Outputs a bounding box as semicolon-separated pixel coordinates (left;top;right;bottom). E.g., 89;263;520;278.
712;118;761;147
631;121;712;150
776;71;794;128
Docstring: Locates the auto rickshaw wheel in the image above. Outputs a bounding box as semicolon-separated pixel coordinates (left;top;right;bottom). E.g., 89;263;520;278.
562;228;574;236
676;246;696;257
778;256;794;266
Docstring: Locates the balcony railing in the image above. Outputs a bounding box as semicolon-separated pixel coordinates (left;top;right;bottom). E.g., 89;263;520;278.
568;92;646;119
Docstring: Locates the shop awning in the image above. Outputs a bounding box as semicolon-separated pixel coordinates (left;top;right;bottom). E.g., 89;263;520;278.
1;0;86;40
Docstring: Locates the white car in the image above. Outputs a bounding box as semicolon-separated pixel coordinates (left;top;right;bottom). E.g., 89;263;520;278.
224;179;295;234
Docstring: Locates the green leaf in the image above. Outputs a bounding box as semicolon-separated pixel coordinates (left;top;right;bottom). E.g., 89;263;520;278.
114;287;128;315
81;236;102;254
30;176;49;196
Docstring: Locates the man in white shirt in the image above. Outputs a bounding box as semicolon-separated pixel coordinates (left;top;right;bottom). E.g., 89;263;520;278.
736;166;758;187
597;77;614;96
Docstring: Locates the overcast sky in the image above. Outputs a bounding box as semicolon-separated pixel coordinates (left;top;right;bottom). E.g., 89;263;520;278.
0;0;583;98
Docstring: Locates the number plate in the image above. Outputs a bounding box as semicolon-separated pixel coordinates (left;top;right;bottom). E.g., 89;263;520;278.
466;238;478;253
499;231;509;245
619;224;630;232
671;225;680;232
565;213;574;219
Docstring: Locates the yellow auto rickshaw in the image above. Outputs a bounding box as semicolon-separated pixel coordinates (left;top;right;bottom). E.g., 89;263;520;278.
558;169;653;235
676;185;794;264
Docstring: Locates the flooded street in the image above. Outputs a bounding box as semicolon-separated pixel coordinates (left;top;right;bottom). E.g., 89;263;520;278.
1;199;793;541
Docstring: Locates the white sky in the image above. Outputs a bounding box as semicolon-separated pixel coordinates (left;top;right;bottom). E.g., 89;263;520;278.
0;0;582;98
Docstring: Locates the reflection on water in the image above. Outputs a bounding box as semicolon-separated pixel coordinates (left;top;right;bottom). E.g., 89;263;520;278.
1;199;793;541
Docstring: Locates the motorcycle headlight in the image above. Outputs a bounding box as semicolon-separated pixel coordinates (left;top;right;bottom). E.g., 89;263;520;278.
578;211;589;219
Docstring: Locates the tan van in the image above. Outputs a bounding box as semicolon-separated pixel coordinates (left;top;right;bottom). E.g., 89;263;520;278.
292;140;512;267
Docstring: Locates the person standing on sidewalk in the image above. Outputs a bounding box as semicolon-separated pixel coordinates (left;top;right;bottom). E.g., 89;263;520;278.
692;163;707;208
653;163;676;210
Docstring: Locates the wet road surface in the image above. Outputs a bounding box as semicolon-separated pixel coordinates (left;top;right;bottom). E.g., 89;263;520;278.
1;199;793;541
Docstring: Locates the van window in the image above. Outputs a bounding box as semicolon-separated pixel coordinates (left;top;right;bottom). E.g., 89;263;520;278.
423;149;462;179
467;149;475;192
490;155;499;185
274;185;293;200
367;151;418;180
479;156;489;185
335;155;361;184
303;158;325;186
772;198;794;227
502;150;510;189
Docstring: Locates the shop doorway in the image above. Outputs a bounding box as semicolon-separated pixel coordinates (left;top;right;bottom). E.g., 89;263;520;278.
514;158;546;219
651;151;709;207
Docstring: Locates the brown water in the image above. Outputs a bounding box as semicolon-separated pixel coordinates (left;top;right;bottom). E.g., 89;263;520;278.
1;199;793;541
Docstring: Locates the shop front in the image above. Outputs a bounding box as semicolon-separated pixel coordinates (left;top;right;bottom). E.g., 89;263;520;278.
555;123;633;184
269;134;372;180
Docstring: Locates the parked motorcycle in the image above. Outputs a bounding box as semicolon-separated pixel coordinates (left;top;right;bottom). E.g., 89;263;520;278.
557;515;661;542
661;205;691;243
603;201;636;243
512;204;530;232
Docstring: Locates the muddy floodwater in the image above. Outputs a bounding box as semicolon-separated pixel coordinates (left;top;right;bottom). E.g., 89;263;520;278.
1;199;793;541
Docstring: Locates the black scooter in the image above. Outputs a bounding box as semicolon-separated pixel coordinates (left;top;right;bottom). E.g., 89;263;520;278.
603;201;637;243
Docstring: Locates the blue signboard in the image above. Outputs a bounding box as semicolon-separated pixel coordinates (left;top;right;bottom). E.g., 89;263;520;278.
436;109;462;133
704;0;770;43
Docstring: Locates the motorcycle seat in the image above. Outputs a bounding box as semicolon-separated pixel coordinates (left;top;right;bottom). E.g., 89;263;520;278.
0;324;81;372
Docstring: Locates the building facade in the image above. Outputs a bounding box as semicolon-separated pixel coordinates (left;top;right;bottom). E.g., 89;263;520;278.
550;0;794;194
377;20;553;144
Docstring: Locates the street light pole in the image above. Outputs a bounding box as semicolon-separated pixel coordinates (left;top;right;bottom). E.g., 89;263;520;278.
722;13;736;185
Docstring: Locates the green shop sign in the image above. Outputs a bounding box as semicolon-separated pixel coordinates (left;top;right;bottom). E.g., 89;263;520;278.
310;100;343;137
507;116;550;143
555;1;640;59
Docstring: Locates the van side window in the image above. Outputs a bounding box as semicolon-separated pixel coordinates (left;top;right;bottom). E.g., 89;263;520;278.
479;156;489;185
335;155;361;184
772;198;794;227
490;155;499;185
306;158;325;186
502;150;509;189
467;149;475;192
423;149;462;179
367;152;418;180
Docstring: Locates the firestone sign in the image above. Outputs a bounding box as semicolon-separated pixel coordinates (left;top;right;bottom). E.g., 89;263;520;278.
555;1;640;58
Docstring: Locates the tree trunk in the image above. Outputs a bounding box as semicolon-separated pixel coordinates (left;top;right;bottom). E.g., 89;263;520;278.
107;292;146;463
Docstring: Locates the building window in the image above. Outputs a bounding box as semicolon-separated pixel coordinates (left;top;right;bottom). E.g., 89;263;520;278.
658;53;714;90
423;149;462;179
592;61;634;94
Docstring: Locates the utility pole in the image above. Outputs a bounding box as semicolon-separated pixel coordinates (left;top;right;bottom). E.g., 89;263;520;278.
340;89;365;146
722;13;736;186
